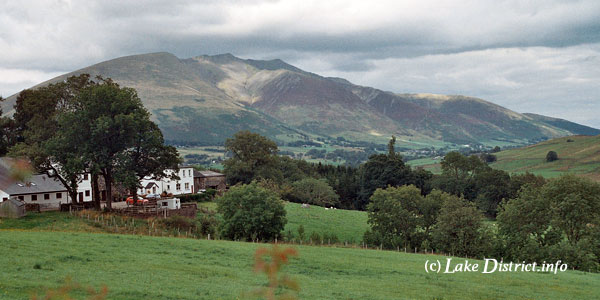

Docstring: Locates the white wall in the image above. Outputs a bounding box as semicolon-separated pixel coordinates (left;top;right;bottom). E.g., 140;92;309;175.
75;173;93;202
3;191;69;209
137;167;195;196
0;190;9;202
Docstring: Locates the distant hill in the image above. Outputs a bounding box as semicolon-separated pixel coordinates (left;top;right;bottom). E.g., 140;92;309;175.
491;135;600;182
3;52;598;147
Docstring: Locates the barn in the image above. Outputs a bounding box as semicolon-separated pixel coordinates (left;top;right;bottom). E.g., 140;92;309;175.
193;170;226;193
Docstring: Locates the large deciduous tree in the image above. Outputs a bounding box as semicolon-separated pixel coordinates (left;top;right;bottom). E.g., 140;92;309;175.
217;182;287;241
357;136;412;210
10;75;97;202
114;121;181;200
290;177;339;207
223;130;279;185
57;79;151;209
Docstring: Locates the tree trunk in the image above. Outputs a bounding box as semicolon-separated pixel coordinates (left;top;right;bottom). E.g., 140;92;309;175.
104;169;113;211
92;173;101;210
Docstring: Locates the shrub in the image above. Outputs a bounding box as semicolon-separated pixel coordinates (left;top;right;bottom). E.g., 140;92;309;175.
160;215;197;232
178;191;215;203
309;231;321;244
217;182;286;241
290;178;339;207
546;151;558;162
198;214;219;237
322;232;339;244
432;195;489;258
297;225;305;241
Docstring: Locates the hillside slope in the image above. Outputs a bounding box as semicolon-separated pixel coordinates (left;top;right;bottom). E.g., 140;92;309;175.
1;231;598;299
491;135;600;181
4;52;598;147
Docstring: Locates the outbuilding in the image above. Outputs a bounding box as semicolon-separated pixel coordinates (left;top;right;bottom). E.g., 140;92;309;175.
0;198;26;218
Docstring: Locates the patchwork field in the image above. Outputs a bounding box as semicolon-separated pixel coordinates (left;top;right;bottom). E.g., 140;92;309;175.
491;135;600;181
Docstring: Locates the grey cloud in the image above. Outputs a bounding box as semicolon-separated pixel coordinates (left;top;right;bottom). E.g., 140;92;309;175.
1;0;599;127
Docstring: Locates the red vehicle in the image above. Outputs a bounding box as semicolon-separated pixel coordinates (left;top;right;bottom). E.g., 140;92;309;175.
126;196;149;205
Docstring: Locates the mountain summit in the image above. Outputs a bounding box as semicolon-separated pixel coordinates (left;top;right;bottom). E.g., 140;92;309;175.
4;52;598;146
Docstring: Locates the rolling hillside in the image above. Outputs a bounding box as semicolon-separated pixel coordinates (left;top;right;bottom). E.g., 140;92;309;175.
3;52;598;147
1;230;598;299
491;135;600;181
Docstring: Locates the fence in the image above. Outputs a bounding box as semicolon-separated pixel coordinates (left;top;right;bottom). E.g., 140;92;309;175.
115;202;197;219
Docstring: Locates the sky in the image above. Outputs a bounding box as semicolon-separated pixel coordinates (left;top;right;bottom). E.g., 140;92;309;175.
1;0;599;127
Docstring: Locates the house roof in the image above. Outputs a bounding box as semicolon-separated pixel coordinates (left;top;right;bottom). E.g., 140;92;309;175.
145;182;159;189
2;198;25;207
193;170;224;178
0;173;67;196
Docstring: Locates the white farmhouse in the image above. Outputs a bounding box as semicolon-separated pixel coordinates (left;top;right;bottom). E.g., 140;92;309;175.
138;166;196;196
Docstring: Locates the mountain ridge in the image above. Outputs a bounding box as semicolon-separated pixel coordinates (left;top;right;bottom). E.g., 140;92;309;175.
3;52;598;146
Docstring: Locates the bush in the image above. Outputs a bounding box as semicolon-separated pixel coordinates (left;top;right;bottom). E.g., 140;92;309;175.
198;214;219;237
322;232;339;244
546;151;558;162
290;178;339;207
217;182;286;241
309;231;321;244
178;189;217;203
432;195;489;258
297;225;305;241
160;215;197;232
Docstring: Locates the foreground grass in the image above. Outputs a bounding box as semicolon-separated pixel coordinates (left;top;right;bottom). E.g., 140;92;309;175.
0;231;598;299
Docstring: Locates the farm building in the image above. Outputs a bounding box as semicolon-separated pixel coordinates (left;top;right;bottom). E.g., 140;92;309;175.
193;170;226;192
0;173;70;210
0;198;26;218
138;165;196;196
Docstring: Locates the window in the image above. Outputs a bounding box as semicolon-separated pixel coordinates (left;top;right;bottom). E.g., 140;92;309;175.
56;193;62;199
185;183;189;190
188;170;191;177
44;194;50;200
176;183;181;191
85;190;90;197
83;174;88;181
18;195;24;200
31;195;37;201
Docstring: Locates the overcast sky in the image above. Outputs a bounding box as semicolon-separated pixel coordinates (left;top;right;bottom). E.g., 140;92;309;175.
1;0;599;127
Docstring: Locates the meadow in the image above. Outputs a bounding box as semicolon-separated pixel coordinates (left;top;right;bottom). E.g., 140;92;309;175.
198;201;369;244
491;135;600;181
0;230;598;299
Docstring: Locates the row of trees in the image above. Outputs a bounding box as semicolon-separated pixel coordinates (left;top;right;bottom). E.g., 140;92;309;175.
1;75;180;209
221;131;536;216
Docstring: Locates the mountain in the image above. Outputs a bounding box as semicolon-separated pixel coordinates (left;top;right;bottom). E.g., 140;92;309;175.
490;135;600;182
4;52;598;147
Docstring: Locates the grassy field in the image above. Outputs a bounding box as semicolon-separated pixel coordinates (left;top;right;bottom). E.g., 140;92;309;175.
199;201;369;243
491;135;600;181
283;202;368;243
1;230;598;299
406;157;443;174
